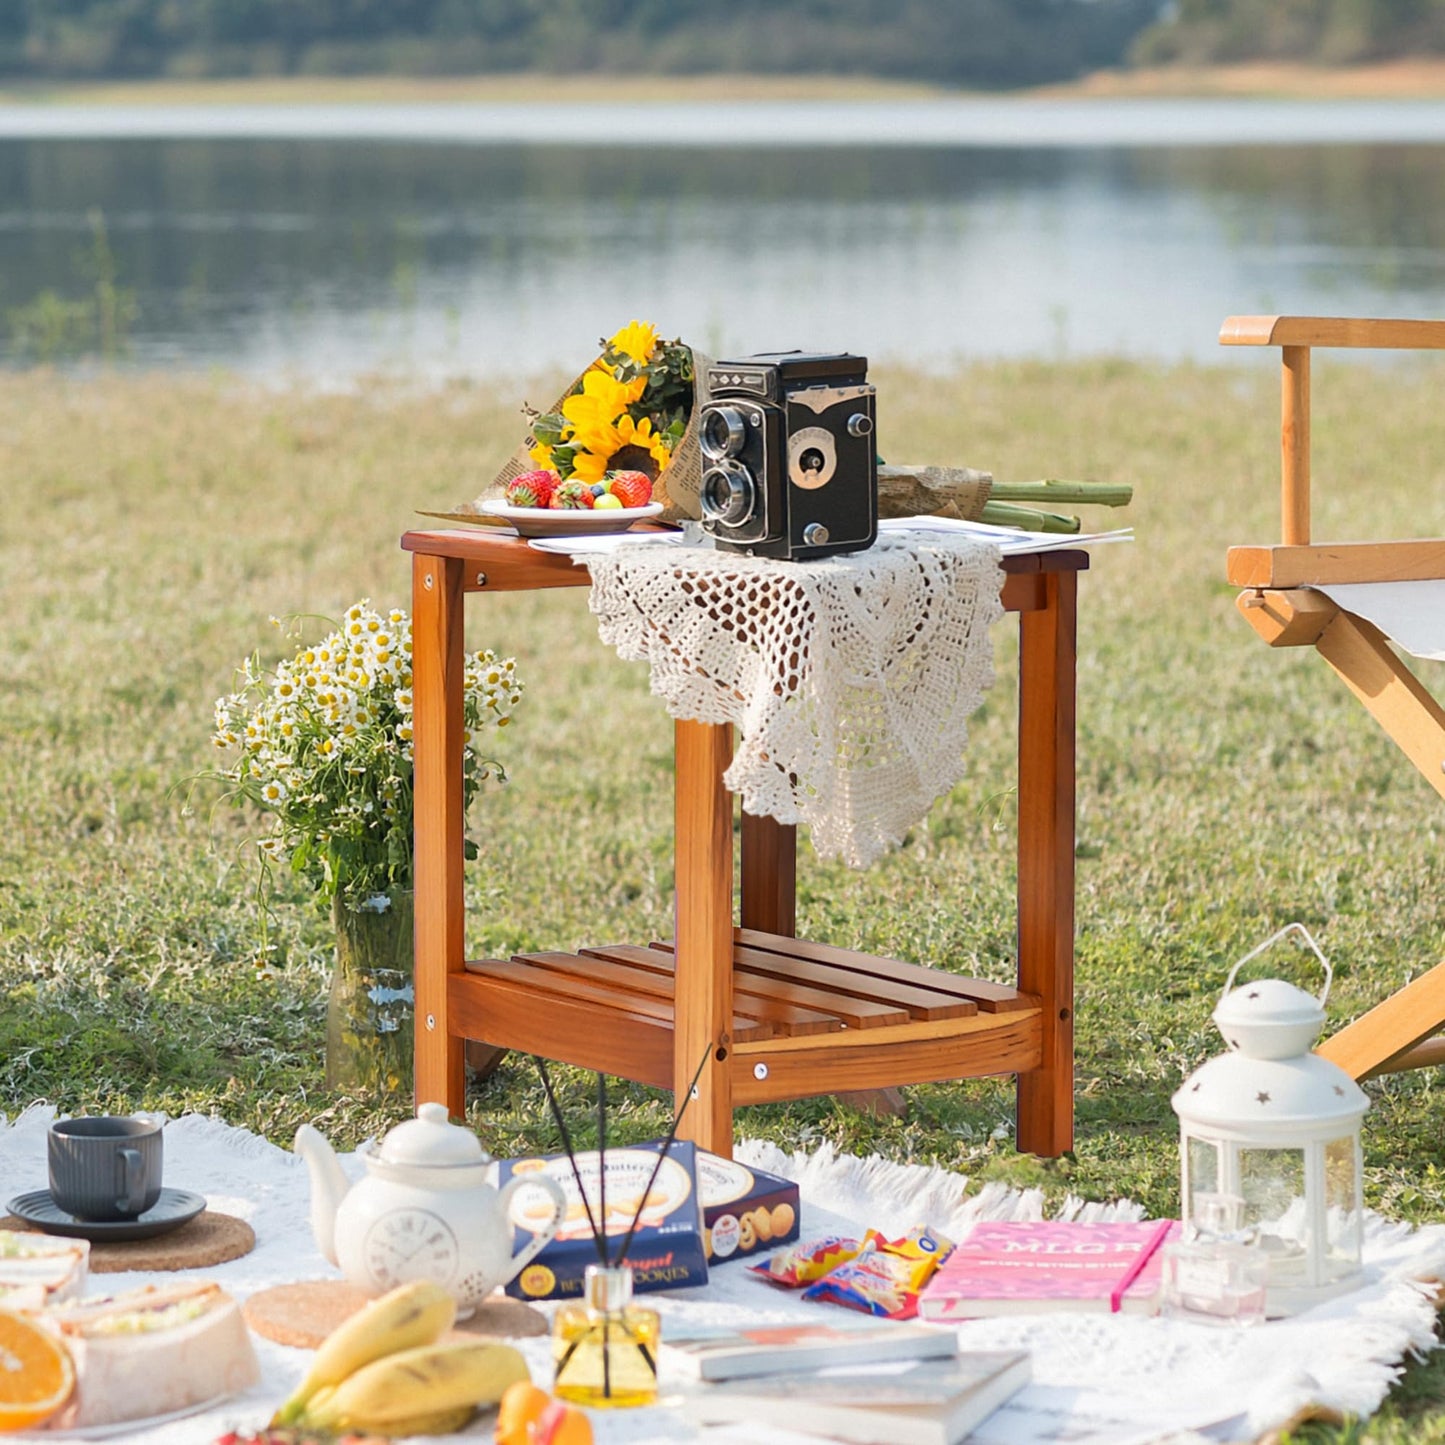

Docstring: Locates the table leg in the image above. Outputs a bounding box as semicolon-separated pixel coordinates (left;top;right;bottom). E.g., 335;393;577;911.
412;552;467;1118
674;720;736;1157
740;813;796;937
1015;568;1077;1157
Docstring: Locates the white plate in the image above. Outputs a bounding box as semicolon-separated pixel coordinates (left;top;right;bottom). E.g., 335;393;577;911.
479;498;663;538
12;1394;234;1440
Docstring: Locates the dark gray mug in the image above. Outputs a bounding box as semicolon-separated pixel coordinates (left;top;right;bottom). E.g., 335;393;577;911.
48;1116;163;1221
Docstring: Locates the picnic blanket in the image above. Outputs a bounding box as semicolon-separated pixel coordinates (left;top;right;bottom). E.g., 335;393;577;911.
1;1105;1442;1443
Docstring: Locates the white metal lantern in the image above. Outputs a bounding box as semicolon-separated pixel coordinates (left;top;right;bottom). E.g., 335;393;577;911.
1172;924;1368;1317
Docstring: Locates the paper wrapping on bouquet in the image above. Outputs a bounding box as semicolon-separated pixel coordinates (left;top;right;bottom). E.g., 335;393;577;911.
426;345;714;527
586;530;1005;869
876;464;992;522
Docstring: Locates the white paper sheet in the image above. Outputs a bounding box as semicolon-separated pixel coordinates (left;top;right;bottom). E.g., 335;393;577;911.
529;518;1133;560
878;516;1134;555
1315;580;1445;662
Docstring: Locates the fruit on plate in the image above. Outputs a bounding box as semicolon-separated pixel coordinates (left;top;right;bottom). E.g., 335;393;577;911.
0;1306;75;1432
592;494;624;511
273;1280;456;1427
495;1380;593;1445
606;470;653;509
302;1338;530;1435
503;470;559;509
550;480;596;510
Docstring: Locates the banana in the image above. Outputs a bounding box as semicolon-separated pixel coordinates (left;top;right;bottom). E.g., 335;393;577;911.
361;1404;476;1436
271;1280;456;1425
301;1339;530;1431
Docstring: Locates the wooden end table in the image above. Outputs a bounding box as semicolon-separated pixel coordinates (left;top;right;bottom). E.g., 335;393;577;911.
403;528;1085;1159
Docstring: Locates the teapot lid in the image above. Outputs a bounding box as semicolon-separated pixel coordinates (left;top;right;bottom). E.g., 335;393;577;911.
374;1102;489;1168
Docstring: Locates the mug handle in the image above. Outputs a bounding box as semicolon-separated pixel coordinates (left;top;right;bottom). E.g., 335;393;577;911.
497;1174;568;1281
116;1147;145;1215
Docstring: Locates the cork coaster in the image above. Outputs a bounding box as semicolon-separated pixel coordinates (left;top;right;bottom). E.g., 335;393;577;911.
0;1211;255;1273
242;1279;548;1349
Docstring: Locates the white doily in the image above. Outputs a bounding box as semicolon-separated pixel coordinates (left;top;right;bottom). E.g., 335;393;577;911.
585;532;1005;868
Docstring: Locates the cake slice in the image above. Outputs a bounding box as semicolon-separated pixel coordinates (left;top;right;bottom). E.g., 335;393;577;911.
0;1233;89;1311
39;1280;261;1429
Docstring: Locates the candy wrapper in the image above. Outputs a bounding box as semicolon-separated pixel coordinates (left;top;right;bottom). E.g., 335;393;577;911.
748;1236;862;1289
801;1226;953;1320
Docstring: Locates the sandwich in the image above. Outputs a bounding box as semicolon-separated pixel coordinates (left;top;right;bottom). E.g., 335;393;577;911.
38;1280;261;1429
0;1232;88;1311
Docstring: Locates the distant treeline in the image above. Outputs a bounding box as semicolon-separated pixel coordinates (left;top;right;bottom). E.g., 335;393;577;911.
1133;0;1445;65
1;0;1157;88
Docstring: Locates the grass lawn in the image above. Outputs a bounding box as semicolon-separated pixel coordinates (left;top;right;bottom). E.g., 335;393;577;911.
3;358;1445;1437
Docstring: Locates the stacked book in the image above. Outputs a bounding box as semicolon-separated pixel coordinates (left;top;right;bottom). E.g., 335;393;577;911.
672;1321;1030;1445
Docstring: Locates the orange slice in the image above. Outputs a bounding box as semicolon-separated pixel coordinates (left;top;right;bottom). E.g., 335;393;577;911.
0;1308;75;1432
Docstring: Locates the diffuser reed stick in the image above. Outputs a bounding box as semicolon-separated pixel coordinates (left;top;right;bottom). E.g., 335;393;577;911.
616;1046;710;1269
597;1071;608;1265
533;1055;604;1264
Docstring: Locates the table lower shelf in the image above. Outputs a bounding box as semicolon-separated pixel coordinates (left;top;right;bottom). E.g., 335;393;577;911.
449;929;1043;1104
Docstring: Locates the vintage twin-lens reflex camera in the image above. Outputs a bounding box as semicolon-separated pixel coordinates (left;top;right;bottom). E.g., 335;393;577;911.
697;351;877;560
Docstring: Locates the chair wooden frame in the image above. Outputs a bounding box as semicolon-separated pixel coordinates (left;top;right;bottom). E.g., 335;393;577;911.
401;526;1087;1158
1223;314;1445;1080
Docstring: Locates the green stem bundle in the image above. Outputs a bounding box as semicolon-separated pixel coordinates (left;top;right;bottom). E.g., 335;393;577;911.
987;479;1133;508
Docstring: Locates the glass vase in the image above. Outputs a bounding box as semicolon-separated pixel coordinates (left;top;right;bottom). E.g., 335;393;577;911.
552;1265;660;1408
326;890;415;1094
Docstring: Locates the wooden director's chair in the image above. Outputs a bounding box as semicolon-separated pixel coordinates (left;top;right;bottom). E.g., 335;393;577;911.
1224;314;1445;1081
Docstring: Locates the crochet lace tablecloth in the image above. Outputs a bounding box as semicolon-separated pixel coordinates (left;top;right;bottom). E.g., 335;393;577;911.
585;532;1005;868
3;1108;1444;1445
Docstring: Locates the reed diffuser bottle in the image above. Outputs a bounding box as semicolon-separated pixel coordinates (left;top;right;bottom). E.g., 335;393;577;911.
552;1262;661;1408
532;1054;709;1411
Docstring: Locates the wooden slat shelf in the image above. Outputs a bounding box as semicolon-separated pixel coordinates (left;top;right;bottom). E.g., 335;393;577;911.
458;934;1040;1105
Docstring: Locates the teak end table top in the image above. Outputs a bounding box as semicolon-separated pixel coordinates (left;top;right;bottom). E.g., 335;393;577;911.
403;527;1086;1159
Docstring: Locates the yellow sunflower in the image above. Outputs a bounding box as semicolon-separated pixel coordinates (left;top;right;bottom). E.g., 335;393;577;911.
569;413;673;484
568;447;612;486
528;440;555;471
563;368;646;434
609;319;659;365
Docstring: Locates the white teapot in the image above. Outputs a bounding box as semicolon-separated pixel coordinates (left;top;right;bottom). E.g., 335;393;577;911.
295;1103;565;1315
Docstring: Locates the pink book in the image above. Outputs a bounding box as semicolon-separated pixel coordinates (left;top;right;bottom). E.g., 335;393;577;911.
917;1219;1180;1320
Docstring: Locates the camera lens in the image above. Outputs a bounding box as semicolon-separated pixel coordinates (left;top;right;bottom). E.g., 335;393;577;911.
700;406;747;461
700;463;757;527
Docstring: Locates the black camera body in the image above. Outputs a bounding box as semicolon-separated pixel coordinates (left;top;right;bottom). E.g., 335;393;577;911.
697;351;877;561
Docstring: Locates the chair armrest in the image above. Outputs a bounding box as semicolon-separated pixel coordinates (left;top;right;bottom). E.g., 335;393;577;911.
1220;315;1445;350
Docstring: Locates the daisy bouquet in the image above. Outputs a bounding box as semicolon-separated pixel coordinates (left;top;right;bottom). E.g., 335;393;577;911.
210;600;521;906
526;320;695;488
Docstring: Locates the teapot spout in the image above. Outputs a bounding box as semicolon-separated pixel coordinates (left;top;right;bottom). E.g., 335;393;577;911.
294;1123;350;1267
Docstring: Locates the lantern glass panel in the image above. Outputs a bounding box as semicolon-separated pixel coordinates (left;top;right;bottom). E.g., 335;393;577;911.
1324;1134;1362;1278
1238;1147;1308;1278
1186;1135;1220;1211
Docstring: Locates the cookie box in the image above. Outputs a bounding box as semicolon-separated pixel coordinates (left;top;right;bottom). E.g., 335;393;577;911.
499;1140;708;1300
637;1143;801;1265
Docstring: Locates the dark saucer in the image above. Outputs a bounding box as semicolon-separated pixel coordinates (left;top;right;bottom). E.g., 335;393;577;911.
6;1187;206;1242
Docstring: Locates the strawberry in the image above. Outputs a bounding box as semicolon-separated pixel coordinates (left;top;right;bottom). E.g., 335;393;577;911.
607;470;653;509
550;479;596;509
504;469;559;509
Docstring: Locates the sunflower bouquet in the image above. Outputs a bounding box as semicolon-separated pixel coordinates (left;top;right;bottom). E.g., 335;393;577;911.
525;320;695;487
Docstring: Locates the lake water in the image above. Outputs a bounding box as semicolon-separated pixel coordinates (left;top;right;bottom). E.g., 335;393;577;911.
4;98;1445;379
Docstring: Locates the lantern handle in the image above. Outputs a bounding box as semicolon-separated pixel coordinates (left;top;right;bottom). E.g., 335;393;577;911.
1221;922;1332;1006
